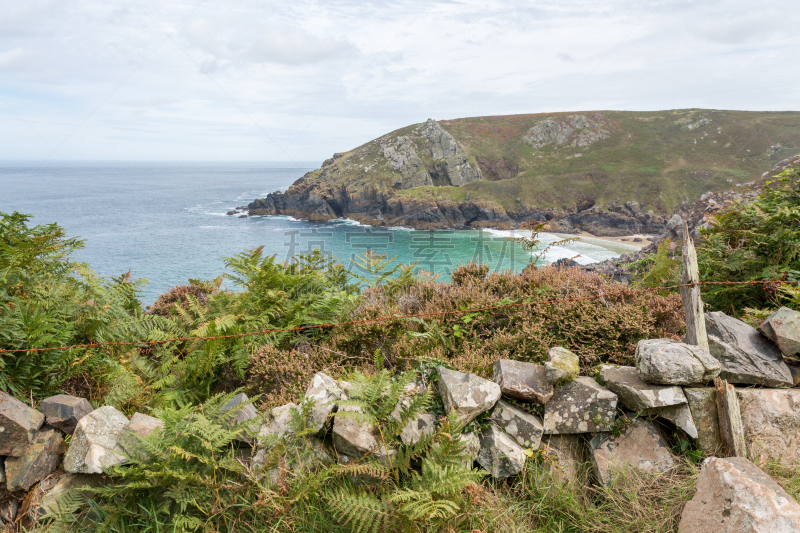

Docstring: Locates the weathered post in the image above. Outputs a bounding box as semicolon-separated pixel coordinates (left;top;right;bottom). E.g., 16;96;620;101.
714;377;745;457
680;220;709;353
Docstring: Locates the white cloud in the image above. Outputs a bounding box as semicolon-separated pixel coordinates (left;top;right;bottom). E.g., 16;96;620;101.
0;0;798;161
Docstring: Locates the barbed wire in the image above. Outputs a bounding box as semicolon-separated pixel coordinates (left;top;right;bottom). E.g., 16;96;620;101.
0;279;796;355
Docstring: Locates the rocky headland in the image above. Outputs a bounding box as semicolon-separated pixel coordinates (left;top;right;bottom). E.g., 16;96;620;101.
245;110;800;235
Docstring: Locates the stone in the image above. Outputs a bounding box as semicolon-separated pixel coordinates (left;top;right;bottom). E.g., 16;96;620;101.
4;429;64;491
737;388;800;466
220;393;260;443
63;406;130;474
706;311;792;387
544;347;579;385
589;417;676;486
0;392;45;456
789;363;800;387
540;434;584;482
118;413;163;460
679;456;800;533
543;377;618;434
304;372;345;436
487;399;543;449
684;387;722;454
635;339;721;385
0;458;5;484
259;403;297;440
332;406;394;464
398;413;436;445
643;403;698;438
438;367;501;424
493;359;553;404
38;394;93;434
600;366;687;410
477;424;526;478
759;307;800;358
38;473;103;517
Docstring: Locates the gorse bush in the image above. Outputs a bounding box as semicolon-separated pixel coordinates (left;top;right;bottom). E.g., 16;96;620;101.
697;167;800;314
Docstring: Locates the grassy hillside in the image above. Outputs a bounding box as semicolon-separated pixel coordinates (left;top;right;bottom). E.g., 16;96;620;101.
324;109;800;215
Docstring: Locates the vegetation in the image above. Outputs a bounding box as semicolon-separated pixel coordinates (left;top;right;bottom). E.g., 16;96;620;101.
2;203;799;533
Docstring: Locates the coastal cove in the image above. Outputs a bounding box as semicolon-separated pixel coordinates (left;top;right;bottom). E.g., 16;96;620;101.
0;162;637;304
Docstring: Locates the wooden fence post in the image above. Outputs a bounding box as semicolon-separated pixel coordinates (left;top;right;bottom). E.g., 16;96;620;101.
680;220;709;353
714;377;746;457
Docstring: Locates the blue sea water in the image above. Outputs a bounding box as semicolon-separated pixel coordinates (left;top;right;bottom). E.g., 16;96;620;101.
0;161;637;304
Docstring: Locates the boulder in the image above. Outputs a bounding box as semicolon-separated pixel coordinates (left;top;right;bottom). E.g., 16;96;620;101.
260;403;297;440
63;406;129;474
492;359;553;404
684;387;722;454
332;406;394;464
118;413;163;460
543;377;618;434
438;367;501;424
589;417;676;486
643;403;698;438
487;399;543;449
5;429;65;491
304;372;345;436
679;456;800;533
635;339;720;385
0;392;45;456
737;388;800;466
38;394;93;434
220;393;260;443
600;366;687;410
38;473;104;517
544;347;580;385
541;434;584;482
706;311;792;387
758;307;800;358
477;424;526;478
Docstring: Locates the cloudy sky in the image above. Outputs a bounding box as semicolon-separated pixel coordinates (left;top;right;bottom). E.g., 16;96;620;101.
1;0;798;162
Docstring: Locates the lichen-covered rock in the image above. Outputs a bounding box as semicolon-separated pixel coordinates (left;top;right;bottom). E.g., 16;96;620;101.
5;429;64;491
758;307;800;358
332;406;394;464
643;403;698;438
706;311;792;387
305;372;345;436
737;388;800;466
38;394;93;434
438;367;501;424
635;339;720;385
477;424;526;478
220;393;260;443
684;387;722;454
0;392;45;456
260;403;297;440
679;456;800;532
589;417;676;486
541;435;584;482
600;366;687;410
492;359;553;404
543;377;618;434
118;413;163;460
544;347;579;385
398;413;436;445
63;406;129;474
487;399;543;449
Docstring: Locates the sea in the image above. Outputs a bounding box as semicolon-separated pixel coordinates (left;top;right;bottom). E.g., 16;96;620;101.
0;161;638;305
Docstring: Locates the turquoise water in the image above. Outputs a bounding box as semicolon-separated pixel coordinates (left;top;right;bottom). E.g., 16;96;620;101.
0;162;637;304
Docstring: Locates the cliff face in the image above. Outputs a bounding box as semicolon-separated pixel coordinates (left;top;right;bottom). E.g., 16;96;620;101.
248;110;800;235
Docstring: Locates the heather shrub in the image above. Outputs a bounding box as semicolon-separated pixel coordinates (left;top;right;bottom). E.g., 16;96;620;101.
145;276;222;316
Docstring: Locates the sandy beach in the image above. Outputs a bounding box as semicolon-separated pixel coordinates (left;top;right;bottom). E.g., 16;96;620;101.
554;232;657;249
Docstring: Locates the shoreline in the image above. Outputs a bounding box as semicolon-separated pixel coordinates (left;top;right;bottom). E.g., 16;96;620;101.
554;232;656;249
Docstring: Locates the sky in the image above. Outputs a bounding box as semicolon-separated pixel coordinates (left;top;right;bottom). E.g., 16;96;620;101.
1;0;799;163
